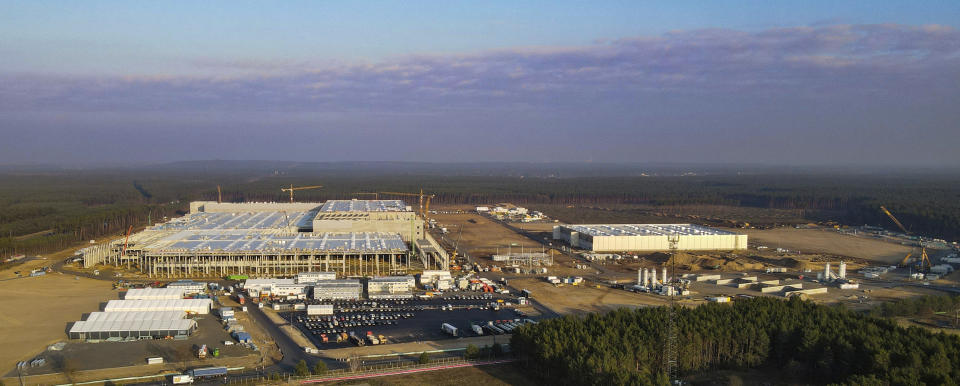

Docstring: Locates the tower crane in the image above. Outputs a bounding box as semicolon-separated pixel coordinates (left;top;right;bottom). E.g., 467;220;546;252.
378;190;436;220
280;184;323;203
880;205;931;271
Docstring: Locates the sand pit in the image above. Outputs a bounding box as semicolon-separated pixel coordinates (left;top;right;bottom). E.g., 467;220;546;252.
0;258;117;373
744;228;914;264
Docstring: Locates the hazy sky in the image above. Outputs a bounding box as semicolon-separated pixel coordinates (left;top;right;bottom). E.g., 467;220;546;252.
1;1;958;166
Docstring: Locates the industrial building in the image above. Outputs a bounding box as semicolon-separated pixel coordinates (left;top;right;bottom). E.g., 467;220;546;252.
79;200;450;278
103;299;213;314
312;200;422;241
367;276;415;298
491;252;554;266
123;287;187;300
296;271;337;283
68;311;195;340
553;224;747;252
312;279;362;300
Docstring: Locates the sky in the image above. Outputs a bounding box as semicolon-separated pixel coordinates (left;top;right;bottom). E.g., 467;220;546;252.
1;1;958;167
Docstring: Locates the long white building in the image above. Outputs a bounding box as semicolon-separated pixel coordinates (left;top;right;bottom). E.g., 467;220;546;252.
553;224;747;252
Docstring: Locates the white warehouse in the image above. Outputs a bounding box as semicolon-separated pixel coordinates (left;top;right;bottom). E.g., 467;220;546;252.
553;224;747;252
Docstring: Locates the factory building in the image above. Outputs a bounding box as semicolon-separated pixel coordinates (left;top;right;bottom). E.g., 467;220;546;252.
297;271;337;283
367;276;415;298
312;279;362;300
554;224;747;252
103;299;213;314
311;200;423;242
80;201;414;278
123;287;187;300
68;311;196;340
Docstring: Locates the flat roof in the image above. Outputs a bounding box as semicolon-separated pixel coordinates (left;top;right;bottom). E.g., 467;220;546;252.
142;231;407;253
562;224;740;237
320;200;407;212
151;210;316;231
70;319;196;334
84;311;186;322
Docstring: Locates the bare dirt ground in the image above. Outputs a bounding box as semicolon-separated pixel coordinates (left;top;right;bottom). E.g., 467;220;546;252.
510;278;672;314
327;362;535;386
430;212;543;258
744;228;914;264
0;252;117;374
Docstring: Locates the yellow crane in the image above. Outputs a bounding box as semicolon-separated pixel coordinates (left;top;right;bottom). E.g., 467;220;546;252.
378;190;436;220
880;205;931;271
280;184;323;203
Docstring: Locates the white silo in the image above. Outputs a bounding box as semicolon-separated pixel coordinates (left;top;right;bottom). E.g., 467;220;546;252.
824;263;832;280
640;269;647;287
651;269;658;287
662;266;668;284
838;261;847;279
637;268;643;285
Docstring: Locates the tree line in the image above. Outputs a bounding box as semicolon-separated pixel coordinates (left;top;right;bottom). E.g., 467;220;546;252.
510;297;960;385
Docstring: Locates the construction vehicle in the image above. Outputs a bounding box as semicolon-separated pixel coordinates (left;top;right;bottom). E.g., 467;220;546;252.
880;206;932;271
197;344;208;359
280;184;323;203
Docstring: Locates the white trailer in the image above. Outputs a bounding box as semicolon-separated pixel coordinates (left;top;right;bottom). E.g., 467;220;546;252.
441;323;458;337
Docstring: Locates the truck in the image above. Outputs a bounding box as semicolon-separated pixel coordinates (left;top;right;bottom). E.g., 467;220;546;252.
348;332;365;346
365;332;380;345
521;289;532;298
189;366;228;379
197;344;207;359
237;294;245;305
441;323;458;337
172;374;194;384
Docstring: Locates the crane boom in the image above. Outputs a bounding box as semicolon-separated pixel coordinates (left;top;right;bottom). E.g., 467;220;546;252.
280;184;323;203
880;206;909;234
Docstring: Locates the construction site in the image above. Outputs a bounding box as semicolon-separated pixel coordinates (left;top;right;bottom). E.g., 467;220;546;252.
80;198;448;278
3;192;960;385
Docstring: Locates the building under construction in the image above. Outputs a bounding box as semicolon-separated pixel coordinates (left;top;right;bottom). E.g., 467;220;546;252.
81;200;448;278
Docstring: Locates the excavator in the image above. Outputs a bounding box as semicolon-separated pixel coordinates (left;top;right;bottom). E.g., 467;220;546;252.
880;206;931;271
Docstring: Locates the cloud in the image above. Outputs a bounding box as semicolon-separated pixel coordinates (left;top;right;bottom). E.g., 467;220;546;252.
0;23;958;114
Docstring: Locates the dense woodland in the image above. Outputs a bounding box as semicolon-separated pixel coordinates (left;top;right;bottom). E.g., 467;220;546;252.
510;297;960;385
1;162;958;257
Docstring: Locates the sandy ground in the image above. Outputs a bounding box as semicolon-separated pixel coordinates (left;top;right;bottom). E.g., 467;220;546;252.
326;362;534;386
0;254;117;374
744;228;914;264
510;278;671;315
430;212;544;258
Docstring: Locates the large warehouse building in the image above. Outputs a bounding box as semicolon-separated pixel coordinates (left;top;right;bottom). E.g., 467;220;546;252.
553;224;747;252
79;200;434;278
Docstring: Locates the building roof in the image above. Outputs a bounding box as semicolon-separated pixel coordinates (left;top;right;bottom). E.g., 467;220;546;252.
562;224;740;237
368;276;414;283
142;231;407;253
151;210;316;231
104;299;212;312
84;311;186;322
124;287;187;300
320;200;407;212
69;318;196;334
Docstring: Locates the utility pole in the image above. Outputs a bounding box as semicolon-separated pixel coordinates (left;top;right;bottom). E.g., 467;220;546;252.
664;233;680;383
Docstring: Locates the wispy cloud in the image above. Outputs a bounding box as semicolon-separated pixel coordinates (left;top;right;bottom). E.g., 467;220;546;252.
1;24;957;113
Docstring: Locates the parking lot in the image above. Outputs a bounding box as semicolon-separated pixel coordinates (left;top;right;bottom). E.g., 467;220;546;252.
279;294;537;349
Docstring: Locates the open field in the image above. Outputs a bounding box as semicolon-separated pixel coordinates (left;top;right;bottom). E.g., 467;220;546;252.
326;362;536;386
744;228;915;264
0;253;116;374
509;277;672;314
430;212;543;258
